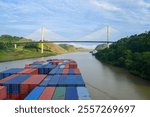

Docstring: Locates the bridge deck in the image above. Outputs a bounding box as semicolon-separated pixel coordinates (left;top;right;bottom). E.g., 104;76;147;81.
11;41;115;44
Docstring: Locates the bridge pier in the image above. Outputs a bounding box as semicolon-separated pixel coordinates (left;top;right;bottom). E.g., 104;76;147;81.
106;25;110;48
41;27;44;54
14;44;17;49
41;43;44;54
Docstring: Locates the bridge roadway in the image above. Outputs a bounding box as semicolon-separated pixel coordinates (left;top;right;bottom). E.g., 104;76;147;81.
11;41;115;44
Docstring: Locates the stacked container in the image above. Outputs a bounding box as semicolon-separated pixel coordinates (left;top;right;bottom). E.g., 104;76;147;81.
0;59;91;100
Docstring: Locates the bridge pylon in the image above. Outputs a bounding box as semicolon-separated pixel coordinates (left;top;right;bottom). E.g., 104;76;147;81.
106;25;110;48
41;27;44;53
14;44;17;49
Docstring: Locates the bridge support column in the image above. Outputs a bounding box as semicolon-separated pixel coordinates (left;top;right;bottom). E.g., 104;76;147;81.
41;27;44;54
41;43;44;54
106;25;110;48
14;44;17;49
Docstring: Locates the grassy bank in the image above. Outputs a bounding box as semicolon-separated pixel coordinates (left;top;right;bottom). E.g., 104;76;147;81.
0;48;56;62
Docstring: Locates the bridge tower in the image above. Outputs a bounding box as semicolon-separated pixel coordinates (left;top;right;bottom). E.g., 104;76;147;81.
41;27;44;53
106;25;110;48
14;44;17;49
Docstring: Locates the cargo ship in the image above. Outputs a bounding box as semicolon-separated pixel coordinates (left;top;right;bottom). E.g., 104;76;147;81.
0;59;91;100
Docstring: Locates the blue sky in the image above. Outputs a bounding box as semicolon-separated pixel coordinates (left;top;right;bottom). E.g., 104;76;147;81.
0;0;150;48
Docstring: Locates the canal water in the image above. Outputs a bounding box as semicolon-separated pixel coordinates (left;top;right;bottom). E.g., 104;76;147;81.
0;52;150;100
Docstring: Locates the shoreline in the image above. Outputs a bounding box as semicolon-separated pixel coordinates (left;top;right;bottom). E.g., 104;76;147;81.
0;53;56;63
0;51;83;63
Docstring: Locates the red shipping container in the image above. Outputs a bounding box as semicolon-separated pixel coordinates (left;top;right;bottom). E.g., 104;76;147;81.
0;86;7;100
25;64;31;69
62;69;69;75
8;94;19;100
64;64;69;69
20;75;47;95
18;94;27;100
20;75;37;95
28;75;47;91
18;68;38;75
74;68;81;75
69;63;77;69
0;74;19;86
52;61;59;65
18;69;29;74
39;87;55;100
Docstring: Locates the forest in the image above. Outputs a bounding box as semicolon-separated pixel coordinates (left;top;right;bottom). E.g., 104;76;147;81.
95;31;150;80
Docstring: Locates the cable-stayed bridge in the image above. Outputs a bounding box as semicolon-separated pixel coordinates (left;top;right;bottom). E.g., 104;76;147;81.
13;26;117;53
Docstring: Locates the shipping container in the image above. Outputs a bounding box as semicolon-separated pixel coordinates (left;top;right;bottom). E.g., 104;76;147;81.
75;75;85;86
39;87;55;100
59;64;65;69
28;75;47;91
49;68;58;75
39;75;52;87
3;75;31;94
20;75;47;96
0;86;7;100
69;63;77;69
66;75;76;86
18;68;38;75
52;87;66;100
0;68;24;80
74;68;81;75
0;74;19;86
57;75;67;86
25;87;45;100
47;75;60;86
77;87;91;100
31;65;44;74
62;69;69;75
56;69;63;75
69;69;75;75
64;64;69;69
65;87;78;100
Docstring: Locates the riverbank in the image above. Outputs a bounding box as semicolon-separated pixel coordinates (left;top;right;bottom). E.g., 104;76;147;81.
0;49;56;62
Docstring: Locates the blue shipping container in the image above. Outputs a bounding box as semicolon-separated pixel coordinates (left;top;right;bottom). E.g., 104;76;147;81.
0;68;24;79
77;87;91;100
75;75;85;86
3;75;31;94
25;87;45;100
49;68;58;75
69;69;74;75
65;87;78;100
66;75;76;86
47;75;60;86
56;69;63;75
39;75;52;87
57;75;67;86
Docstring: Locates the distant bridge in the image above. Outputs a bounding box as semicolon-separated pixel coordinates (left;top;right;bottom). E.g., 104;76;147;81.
13;26;114;53
12;40;115;44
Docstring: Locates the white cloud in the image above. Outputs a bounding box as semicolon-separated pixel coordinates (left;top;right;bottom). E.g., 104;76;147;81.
138;0;150;8
91;0;122;12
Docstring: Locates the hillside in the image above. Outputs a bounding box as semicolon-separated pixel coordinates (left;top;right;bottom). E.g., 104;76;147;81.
95;44;107;51
95;31;150;80
59;44;77;52
39;43;67;54
0;35;82;62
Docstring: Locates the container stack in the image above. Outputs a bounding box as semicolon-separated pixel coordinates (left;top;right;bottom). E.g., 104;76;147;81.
0;59;91;100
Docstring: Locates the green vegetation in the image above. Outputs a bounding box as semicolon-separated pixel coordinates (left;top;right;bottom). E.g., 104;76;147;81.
95;31;150;80
95;44;107;51
59;44;77;52
0;48;54;62
0;35;84;62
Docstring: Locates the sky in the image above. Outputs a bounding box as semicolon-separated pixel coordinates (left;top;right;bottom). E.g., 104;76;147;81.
0;0;150;48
